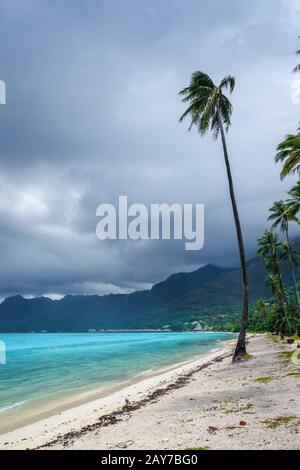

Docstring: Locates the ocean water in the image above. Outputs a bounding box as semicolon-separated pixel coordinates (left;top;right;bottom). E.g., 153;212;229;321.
0;332;234;418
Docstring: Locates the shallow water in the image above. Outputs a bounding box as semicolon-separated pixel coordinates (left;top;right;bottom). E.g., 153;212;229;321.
0;332;234;418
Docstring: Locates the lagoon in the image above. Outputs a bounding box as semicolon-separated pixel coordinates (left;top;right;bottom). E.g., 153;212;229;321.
0;332;234;427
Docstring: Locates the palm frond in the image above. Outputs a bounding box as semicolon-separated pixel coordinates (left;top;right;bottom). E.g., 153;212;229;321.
179;95;210;131
292;39;300;73
179;71;234;139
292;64;300;73
280;153;300;179
280;241;300;265
287;183;300;219
275;133;300;178
220;95;233;131
267;199;299;233
211;113;220;140
198;89;217;135
190;71;214;89
219;75;235;94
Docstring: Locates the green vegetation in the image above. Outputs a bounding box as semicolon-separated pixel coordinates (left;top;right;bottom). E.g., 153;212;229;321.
268;200;300;316
223;403;253;414
286;370;300;377
262;415;297;429
275;133;300;180
280;351;295;361
253;377;272;383
0;260;274;332
253;207;300;336
250;40;300;337
206;400;253;414
237;42;300;338
243;353;254;360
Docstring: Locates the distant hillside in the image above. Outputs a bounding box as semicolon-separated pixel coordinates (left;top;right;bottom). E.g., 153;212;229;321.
0;245;299;332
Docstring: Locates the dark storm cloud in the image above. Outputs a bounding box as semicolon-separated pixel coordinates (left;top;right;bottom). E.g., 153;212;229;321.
0;0;299;298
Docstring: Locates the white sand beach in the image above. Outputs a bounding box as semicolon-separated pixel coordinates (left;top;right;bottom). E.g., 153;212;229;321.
0;334;299;450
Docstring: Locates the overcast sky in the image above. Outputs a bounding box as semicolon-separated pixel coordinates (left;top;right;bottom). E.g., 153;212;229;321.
0;0;299;299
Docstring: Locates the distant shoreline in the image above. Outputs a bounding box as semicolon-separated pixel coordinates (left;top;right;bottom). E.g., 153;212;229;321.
0;329;232;333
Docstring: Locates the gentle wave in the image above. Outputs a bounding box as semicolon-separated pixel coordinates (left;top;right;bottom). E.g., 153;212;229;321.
134;369;154;378
0;401;26;414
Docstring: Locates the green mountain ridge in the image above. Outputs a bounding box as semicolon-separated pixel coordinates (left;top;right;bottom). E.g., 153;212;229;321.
0;251;283;331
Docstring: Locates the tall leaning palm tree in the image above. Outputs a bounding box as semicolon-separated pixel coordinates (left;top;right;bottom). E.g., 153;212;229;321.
268;201;300;312
275;132;300;179
179;72;249;361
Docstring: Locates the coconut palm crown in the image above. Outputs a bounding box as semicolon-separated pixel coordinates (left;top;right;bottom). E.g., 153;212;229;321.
179;72;235;138
268;200;299;233
275;132;300;179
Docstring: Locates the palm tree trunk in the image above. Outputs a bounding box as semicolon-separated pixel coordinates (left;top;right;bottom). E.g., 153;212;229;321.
272;251;292;335
285;228;300;316
216;106;249;361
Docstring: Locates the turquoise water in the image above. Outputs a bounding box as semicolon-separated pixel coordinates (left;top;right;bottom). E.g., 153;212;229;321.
0;332;234;417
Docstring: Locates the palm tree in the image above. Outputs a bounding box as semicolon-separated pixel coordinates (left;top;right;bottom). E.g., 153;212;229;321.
275;132;300;179
179;72;249;361
268;200;300;312
265;273;282;300
257;231;280;274
268;200;298;233
288;181;300;216
254;299;269;323
265;274;290;335
280;241;300;315
257;231;292;334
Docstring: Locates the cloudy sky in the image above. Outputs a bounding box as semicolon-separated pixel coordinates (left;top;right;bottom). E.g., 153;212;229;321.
0;0;299;299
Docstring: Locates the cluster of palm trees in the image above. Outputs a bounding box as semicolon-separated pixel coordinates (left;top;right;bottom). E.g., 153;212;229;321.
256;42;300;337
178;39;300;360
257;186;300;336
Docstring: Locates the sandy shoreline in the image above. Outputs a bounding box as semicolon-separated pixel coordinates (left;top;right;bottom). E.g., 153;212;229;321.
0;353;212;434
0;334;299;450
